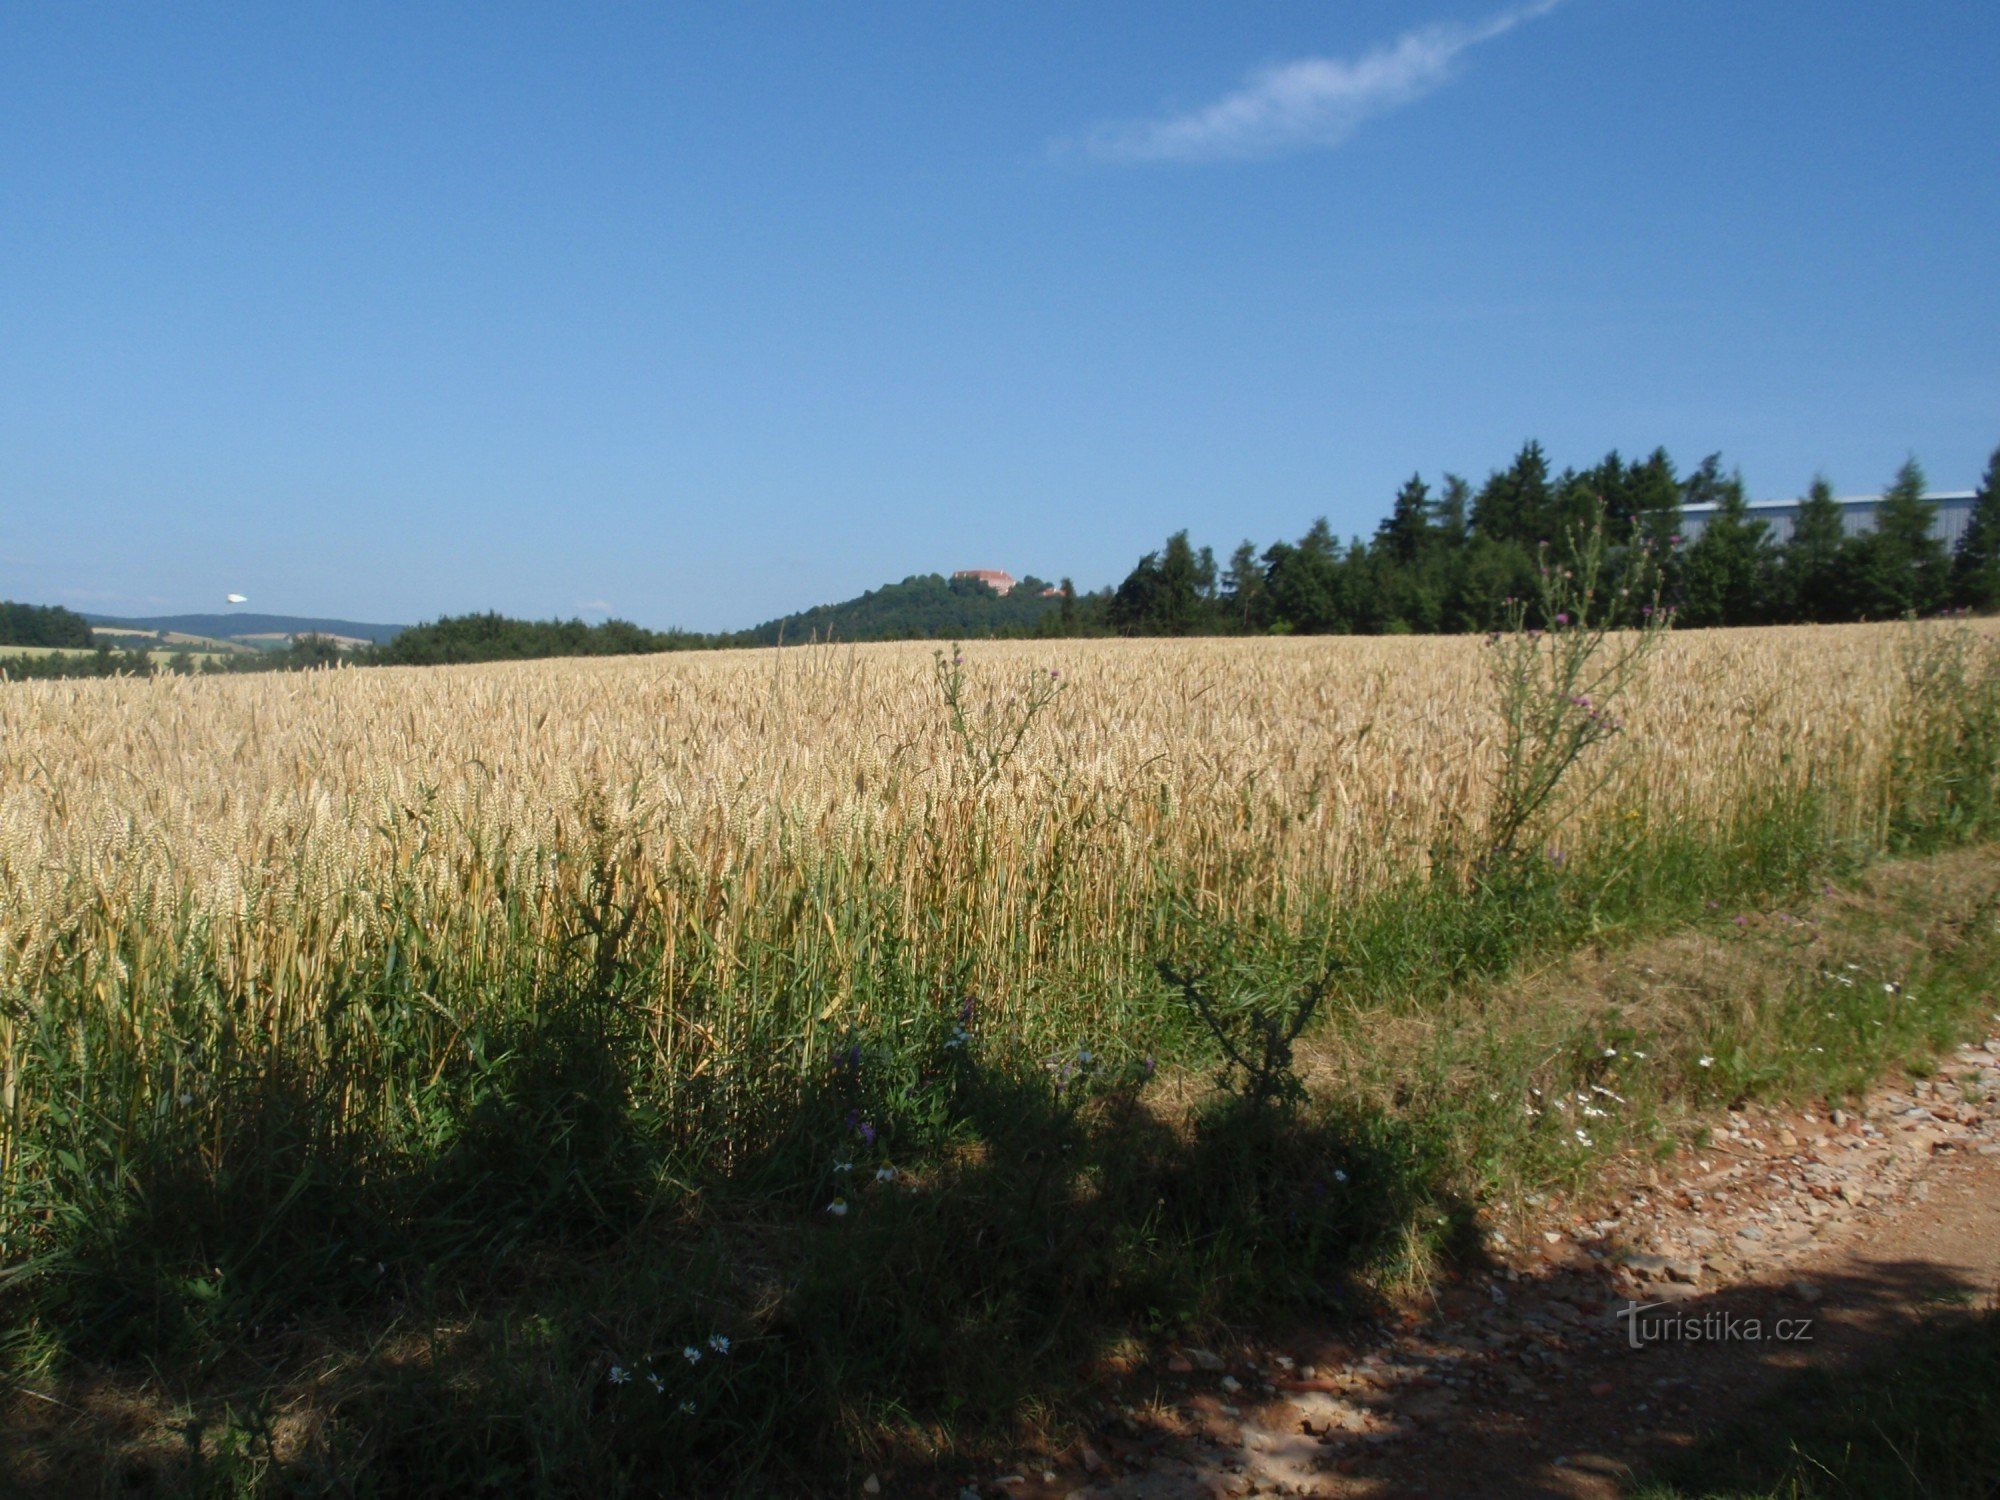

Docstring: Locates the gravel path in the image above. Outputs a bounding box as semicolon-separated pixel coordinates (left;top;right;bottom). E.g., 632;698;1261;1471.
934;1027;2000;1500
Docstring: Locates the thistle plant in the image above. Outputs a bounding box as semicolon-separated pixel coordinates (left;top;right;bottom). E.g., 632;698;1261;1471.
1481;506;1669;875
932;643;1064;791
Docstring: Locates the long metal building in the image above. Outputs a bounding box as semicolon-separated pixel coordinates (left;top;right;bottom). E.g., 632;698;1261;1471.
1678;491;1978;550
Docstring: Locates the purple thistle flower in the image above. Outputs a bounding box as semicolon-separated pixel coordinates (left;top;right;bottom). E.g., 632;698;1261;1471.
855;1119;876;1145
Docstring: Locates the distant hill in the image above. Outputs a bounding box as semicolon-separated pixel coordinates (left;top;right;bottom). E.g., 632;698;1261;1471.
733;573;1069;645
86;612;406;645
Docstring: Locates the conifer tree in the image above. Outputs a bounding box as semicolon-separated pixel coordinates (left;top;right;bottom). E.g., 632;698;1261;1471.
1223;542;1263;627
1677;464;1776;627
1781;476;1849;621
1432;474;1471;547
1951;446;2000;611
1375;474;1433;565
1845;458;1946;618
1472;441;1553;545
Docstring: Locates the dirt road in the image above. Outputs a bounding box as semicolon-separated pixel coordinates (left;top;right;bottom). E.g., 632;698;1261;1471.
971;1030;2000;1499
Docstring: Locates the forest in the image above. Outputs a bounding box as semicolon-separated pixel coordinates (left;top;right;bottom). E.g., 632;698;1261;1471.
1100;445;2000;638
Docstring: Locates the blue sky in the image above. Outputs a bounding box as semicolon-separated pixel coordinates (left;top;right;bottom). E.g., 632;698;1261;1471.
4;2;1996;630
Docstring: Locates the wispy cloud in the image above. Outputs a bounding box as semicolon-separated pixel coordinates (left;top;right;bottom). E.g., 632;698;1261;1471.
578;599;614;614
1074;0;1565;164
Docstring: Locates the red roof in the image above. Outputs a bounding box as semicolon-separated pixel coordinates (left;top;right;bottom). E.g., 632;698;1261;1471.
952;569;1016;594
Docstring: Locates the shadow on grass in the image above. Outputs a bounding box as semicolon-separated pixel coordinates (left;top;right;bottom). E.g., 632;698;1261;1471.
1244;1247;2000;1500
14;964;665;1365
1626;1274;2000;1500
1;1019;1478;1497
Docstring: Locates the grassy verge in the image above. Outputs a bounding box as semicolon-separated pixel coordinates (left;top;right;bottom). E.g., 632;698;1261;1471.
3;628;1999;1496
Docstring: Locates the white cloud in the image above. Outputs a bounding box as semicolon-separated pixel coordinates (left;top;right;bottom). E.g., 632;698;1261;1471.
1075;0;1565;164
578;599;614;614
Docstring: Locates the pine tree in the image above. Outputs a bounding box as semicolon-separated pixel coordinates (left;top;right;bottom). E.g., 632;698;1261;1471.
1432;474;1470;547
1627;448;1682;551
1155;530;1204;633
1951;446;2000;612
1847;458;1946;618
1580;451;1630;541
1472;441;1553;546
1262;519;1346;633
1780;476;1849;622
1375;474;1433;565
1223;542;1263;628
1677;466;1776;627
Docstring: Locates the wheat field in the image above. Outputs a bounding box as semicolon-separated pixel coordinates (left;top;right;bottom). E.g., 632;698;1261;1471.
0;627;1944;1007
0;625;1948;1068
0;618;1991;1373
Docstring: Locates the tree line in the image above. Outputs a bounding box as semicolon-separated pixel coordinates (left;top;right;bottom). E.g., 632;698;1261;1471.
0;601;95;649
8;438;1998;682
1103;443;2000;638
0;633;357;683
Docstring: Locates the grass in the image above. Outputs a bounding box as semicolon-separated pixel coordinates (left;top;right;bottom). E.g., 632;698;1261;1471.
2;620;1999;1494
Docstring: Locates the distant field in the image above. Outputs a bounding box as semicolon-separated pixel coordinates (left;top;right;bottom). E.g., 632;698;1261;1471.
1;643;231;665
232;630;373;651
91;625;257;654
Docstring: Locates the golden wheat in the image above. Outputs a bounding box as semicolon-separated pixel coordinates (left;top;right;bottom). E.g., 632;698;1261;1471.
0;624;1960;990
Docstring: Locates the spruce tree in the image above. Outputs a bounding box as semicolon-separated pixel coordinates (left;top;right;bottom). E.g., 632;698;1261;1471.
1472;441;1553;546
1375;475;1433;565
1223;542;1263;628
1263;519;1345;633
1849;458;1946;618
1432;474;1470;547
1951;446;2000;611
1677;466;1776;627
1625;448;1684;599
1781;476;1849;622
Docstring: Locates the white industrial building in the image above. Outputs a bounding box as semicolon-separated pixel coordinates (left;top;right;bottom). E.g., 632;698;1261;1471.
1678;491;1978;550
